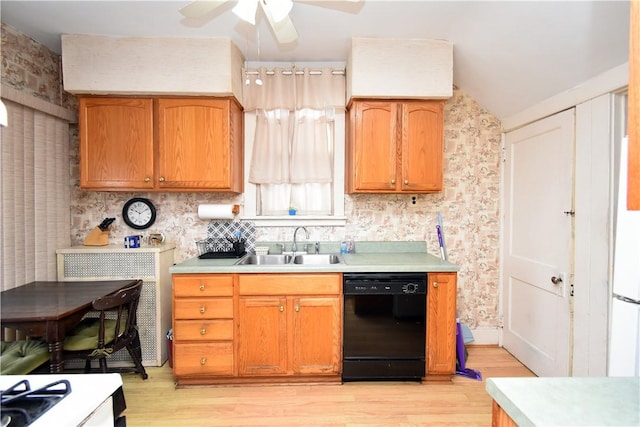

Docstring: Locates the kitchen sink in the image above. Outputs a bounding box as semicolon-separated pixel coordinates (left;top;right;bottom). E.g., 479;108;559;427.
235;254;292;265
292;254;343;265
235;253;343;266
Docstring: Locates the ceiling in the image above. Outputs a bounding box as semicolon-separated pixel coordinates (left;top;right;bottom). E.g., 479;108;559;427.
0;0;631;120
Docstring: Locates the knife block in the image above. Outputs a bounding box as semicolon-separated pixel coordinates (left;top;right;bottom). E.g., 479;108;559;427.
83;227;109;246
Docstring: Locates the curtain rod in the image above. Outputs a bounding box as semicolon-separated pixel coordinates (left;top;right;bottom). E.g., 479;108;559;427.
244;69;345;76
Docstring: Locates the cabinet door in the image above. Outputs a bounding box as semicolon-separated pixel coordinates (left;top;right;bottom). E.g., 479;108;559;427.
79;97;154;190
237;297;288;375
401;101;444;192
348;101;398;192
426;272;457;375
157;98;242;191
291;297;342;375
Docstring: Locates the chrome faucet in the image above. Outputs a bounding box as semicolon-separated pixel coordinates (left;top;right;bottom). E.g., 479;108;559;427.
291;226;309;253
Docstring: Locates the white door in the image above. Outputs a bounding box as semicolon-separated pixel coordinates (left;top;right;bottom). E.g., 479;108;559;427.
502;109;575;377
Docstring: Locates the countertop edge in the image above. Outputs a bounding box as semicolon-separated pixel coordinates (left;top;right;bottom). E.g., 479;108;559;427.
486;377;640;427
169;252;461;274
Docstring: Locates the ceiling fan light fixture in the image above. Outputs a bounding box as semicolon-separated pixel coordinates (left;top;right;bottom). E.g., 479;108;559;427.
233;0;258;25
262;0;293;23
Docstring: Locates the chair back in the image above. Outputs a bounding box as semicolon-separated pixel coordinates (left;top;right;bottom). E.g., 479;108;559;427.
92;280;143;351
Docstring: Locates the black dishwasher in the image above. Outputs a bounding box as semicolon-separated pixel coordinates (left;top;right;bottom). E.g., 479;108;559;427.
342;273;427;381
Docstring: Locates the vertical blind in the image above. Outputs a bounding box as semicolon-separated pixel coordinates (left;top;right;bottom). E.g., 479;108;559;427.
0;98;71;292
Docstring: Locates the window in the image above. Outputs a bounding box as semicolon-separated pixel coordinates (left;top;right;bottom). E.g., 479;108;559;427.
241;66;346;226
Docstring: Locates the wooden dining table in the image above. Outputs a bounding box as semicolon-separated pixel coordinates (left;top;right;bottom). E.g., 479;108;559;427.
0;279;140;373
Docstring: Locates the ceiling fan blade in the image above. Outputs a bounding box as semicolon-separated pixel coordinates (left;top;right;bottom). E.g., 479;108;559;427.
262;4;298;44
179;0;229;18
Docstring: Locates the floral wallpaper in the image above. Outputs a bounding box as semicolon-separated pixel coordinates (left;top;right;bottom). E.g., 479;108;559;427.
1;22;502;335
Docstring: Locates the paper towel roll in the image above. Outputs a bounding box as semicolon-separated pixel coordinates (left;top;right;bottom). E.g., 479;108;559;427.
198;204;236;220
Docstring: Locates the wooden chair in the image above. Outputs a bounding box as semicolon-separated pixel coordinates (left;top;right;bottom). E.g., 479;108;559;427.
63;280;148;379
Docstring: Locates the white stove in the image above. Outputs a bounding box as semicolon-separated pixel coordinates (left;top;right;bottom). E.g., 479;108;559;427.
0;373;124;427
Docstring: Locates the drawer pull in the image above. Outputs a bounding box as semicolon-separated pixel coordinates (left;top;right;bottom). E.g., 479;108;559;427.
200;328;206;335
200;306;206;314
391;179;396;184
295;305;300;312
199;283;205;291
279;305;284;312
200;357;207;365
144;177;151;182
433;282;439;288
404;179;409;185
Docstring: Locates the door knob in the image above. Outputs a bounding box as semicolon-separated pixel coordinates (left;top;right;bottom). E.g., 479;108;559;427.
551;276;563;285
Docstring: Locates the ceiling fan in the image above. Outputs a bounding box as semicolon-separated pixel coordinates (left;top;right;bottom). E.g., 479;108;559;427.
179;0;362;44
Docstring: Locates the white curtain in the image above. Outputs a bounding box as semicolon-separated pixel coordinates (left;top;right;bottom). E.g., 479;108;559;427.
244;67;345;215
0;92;71;292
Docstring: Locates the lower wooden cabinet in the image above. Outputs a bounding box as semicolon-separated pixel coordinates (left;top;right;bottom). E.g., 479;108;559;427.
172;274;235;379
171;271;456;386
237;274;342;379
426;272;457;379
172;272;342;386
238;296;341;376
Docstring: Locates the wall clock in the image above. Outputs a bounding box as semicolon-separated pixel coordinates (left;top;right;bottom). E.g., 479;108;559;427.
122;197;156;230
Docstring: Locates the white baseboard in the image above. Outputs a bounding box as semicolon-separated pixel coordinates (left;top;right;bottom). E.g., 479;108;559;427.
466;326;501;345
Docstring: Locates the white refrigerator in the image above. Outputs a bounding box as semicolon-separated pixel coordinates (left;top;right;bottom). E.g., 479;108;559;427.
608;136;640;376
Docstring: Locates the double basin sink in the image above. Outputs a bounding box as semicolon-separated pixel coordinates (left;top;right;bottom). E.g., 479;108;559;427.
235;253;343;266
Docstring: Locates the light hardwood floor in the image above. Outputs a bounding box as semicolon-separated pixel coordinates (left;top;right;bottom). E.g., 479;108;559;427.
120;346;534;427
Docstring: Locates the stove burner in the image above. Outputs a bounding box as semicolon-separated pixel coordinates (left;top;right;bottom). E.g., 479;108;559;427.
1;379;71;427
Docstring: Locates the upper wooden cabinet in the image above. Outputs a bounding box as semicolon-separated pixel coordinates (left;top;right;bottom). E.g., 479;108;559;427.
346;99;444;193
79;97;155;190
79;96;243;192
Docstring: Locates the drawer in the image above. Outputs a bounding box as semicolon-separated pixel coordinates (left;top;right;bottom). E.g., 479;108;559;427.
174;298;233;319
173;342;233;376
174;319;233;341
173;274;233;297
239;273;341;296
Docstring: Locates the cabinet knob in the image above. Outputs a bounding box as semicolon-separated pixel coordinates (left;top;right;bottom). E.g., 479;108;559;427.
433;282;439;288
200;328;206;335
199;284;205;291
200;306;206;314
200;357;207;365
279;305;284;312
391;179;396;184
404;179;409;185
144;177;151;182
159;176;166;182
295;305;300;312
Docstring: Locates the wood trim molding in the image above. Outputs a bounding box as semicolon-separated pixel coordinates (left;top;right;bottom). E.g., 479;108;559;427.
628;0;639;210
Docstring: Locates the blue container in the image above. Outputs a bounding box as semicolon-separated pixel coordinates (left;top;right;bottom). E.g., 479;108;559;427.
124;235;141;248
